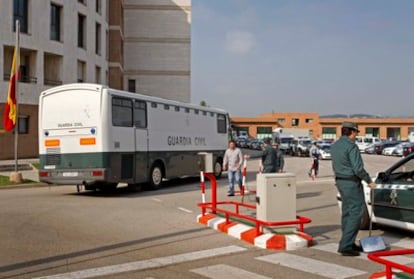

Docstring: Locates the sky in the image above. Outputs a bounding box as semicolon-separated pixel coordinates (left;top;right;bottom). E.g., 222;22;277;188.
191;0;414;118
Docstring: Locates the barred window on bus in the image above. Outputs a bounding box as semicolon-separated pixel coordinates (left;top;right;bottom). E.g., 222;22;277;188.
134;100;147;128
217;114;227;133
112;98;133;127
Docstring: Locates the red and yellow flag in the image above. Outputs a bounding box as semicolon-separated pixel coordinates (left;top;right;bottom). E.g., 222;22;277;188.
3;47;18;131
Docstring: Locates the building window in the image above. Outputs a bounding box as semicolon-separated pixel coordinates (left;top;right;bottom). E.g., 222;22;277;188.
19;52;37;83
322;127;337;140
194;109;199;114
18;115;29;134
257;127;272;134
305;118;313;124
50;4;61;41
366;127;380;138
78;0;86;5
44;52;63;85
77;60;85;82
164;104;170;110
78;14;86;48
128;79;135;92
185;108;190;113
96;0;101;14
13;0;28;33
292;118;299;127
95;22;101;55
175;106;180;112
95;66;101;84
277;118;285;124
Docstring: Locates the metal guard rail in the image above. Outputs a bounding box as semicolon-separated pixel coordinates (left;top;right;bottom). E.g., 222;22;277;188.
198;200;312;236
368;249;414;278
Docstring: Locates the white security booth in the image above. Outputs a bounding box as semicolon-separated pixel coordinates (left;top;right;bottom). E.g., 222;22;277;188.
256;173;296;231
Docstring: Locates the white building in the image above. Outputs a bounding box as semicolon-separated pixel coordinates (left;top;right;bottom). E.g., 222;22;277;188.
0;0;109;104
123;0;191;102
0;0;191;159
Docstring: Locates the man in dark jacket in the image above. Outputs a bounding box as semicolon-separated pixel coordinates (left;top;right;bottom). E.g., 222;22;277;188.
331;121;376;257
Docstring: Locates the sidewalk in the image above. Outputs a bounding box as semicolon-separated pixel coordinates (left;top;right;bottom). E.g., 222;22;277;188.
0;158;40;183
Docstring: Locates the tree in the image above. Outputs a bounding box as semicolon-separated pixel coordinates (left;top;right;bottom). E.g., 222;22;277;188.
200;100;207;107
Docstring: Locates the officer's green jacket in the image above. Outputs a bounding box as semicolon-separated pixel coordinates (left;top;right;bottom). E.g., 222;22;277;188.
330;136;373;183
261;145;277;172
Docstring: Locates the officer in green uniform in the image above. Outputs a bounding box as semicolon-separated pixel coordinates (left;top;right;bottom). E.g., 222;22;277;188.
261;138;277;173
330;122;376;256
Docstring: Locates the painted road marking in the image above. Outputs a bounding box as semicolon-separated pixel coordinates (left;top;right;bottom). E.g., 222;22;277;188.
33;246;247;279
256;253;366;279
151;198;162;202
313;243;414;264
178;207;193;213
191;264;272;279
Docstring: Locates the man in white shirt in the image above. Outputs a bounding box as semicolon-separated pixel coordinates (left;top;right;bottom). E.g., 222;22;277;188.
223;140;243;196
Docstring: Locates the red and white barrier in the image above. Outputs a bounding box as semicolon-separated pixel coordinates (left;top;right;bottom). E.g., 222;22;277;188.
200;171;206;203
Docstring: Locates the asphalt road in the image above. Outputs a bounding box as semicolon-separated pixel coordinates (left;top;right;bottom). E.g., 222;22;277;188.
0;153;412;279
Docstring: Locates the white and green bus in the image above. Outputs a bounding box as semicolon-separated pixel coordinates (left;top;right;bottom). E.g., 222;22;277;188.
38;83;229;191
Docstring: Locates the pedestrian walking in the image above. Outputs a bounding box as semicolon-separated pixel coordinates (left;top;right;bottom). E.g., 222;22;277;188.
222;139;243;196
309;142;321;177
330;122;376;256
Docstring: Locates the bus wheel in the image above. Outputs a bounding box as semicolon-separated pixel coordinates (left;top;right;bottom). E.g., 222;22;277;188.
149;163;163;190
360;205;370;230
214;160;222;179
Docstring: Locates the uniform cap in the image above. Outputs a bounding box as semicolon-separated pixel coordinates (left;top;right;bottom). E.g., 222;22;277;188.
342;121;360;132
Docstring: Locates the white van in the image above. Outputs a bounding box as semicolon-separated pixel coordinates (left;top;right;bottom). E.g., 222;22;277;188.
357;136;380;152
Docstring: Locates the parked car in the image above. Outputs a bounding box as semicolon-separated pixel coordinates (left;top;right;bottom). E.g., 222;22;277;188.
392;143;406;157
337;152;414;231
356;136;381;152
382;145;397;156
319;145;331;160
236;138;248;148
249;139;263;150
374;141;399;155
364;143;376;154
293;138;312;157
402;142;414;157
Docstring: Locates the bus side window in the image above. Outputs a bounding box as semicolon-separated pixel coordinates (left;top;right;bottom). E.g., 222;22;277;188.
217;114;227;134
134;100;147;128
112;97;133;127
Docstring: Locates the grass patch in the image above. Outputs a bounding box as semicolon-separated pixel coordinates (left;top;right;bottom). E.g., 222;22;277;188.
31;162;40;170
0;175;35;186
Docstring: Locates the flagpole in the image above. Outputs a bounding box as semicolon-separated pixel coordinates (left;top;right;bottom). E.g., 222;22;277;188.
14;20;20;173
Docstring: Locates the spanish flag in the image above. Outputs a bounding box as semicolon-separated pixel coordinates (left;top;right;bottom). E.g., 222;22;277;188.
3;47;18;131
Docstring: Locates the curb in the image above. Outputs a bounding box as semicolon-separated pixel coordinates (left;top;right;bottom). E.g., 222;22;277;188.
0;183;49;190
197;213;313;251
